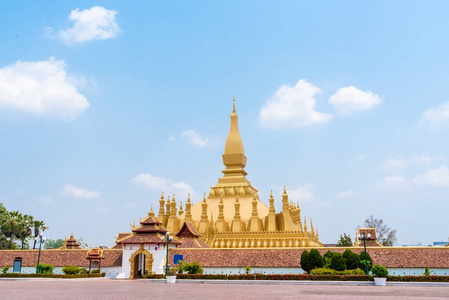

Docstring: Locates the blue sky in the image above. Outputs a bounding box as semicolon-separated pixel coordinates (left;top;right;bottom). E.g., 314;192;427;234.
1;1;449;247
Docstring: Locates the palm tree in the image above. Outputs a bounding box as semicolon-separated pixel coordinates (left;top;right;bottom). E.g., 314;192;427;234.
1;211;21;250
32;220;47;250
17;214;34;249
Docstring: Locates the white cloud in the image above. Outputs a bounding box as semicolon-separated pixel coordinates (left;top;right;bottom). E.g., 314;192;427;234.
381;158;406;172
355;155;366;162
36;196;55;204
335;190;358;199
259;79;332;129
180;130;217;147
413;165;449;187
288;184;315;202
131;173;194;196
55;6;121;45
421;101;449;127
61;184;101;199
329;86;382;115
0;57;89;120
410;154;446;165
376;175;408;191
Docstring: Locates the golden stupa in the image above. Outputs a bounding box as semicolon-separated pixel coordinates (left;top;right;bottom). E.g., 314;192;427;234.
157;97;322;248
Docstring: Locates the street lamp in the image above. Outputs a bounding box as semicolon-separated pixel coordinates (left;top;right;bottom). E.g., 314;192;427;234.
359;233;371;275
35;232;46;274
161;232;173;275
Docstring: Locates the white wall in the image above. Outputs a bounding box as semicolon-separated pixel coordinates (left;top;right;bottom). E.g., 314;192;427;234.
11;266;122;278
118;244;177;278
203;267;305;275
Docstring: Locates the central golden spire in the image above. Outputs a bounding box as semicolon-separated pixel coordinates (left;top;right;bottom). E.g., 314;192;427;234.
217;95;249;186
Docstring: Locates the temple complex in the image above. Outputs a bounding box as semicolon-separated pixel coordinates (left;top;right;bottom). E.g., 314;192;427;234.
153;97;322;248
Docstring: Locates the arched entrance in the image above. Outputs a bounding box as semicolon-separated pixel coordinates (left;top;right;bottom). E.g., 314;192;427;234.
129;245;154;279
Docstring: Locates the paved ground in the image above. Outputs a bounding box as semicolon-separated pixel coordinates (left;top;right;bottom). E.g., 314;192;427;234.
1;278;449;299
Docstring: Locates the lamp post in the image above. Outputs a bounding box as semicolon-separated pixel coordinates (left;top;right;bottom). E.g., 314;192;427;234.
35;232;46;274
161;232;173;275
359;233;371;275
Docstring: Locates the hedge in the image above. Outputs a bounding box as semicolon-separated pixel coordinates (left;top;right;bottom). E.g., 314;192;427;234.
0;273;105;278
140;273;449;282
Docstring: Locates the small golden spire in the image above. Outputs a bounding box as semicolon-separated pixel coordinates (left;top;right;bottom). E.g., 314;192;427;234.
233;94;236;113
304;216;307;231
270;190;273;198
187;193;191;203
161;191;164;199
203;192;207;202
284;185;287;195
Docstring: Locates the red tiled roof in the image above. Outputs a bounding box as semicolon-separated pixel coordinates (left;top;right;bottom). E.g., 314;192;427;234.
176;222;200;238
119;233;182;245
177;237;210;248
0;249;122;267
140;215;162;226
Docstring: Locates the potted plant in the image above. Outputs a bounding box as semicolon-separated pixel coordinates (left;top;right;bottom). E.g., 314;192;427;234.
165;269;177;283
371;264;388;286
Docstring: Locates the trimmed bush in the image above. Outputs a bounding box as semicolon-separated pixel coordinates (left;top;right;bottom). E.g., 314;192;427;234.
177;261;203;274
309;249;324;270
360;260;373;273
62;265;80;275
300;250;311;274
346;253;361;270
323;250;334;259
359;251;372;262
310;268;364;275
371;265;388;277
39;263;54;274
330;253;346;271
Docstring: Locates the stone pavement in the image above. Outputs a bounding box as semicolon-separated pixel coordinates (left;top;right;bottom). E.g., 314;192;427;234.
1;278;449;299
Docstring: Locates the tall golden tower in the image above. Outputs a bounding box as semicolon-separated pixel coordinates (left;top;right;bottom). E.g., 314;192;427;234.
157;96;322;248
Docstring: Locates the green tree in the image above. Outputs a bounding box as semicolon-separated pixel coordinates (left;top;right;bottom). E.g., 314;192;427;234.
362;215;397;246
44;239;64;249
343;249;360;270
16;214;34;249
336;233;353;247
330;253;347;271
300;250;311;274
309;249;324;270
32;220;47;250
1;211;21;249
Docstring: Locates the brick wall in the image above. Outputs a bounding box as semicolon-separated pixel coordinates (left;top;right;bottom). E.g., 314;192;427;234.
169;247;449;268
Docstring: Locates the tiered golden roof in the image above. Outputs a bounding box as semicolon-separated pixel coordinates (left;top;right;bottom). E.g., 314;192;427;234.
155;97;322;248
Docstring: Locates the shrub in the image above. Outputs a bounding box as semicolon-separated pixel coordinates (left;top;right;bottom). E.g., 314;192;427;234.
330;253;346;271
39;263;54;274
423;267;434;276
182;261;204;274
244;266;251;275
310;268;364;275
2;265;10;274
300;250;311;274
371;265;388;277
309;249;324;270
323;250;334;259
346;252;361;270
91;269;99;274
360;260;373;273
62;266;80;275
359;251;372;262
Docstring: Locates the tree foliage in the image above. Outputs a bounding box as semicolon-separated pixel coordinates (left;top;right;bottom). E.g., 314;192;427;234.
330;253;346;271
309;249;324;269
300;250;311;274
343;249;360;270
0;202;47;250
44;239;65;249
363;215;397;246
336;233;353;247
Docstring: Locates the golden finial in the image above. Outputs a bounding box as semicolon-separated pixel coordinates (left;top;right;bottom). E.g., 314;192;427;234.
233;94;236;113
283;185;287;195
203;192;207;202
161;191;164;199
270;190;273;198
355;231;359;244
70;233;74;239
304;216;307;231
167;195;171;203
172;193;176;203
187;193;191;203
297;201;299;208
179;201;183;210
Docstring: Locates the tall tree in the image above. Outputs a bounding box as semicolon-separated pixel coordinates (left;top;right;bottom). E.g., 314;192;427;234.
1;211;21;249
336;233;353;247
363;215;397;246
32;220;48;250
44;239;64;249
16;214;34;249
